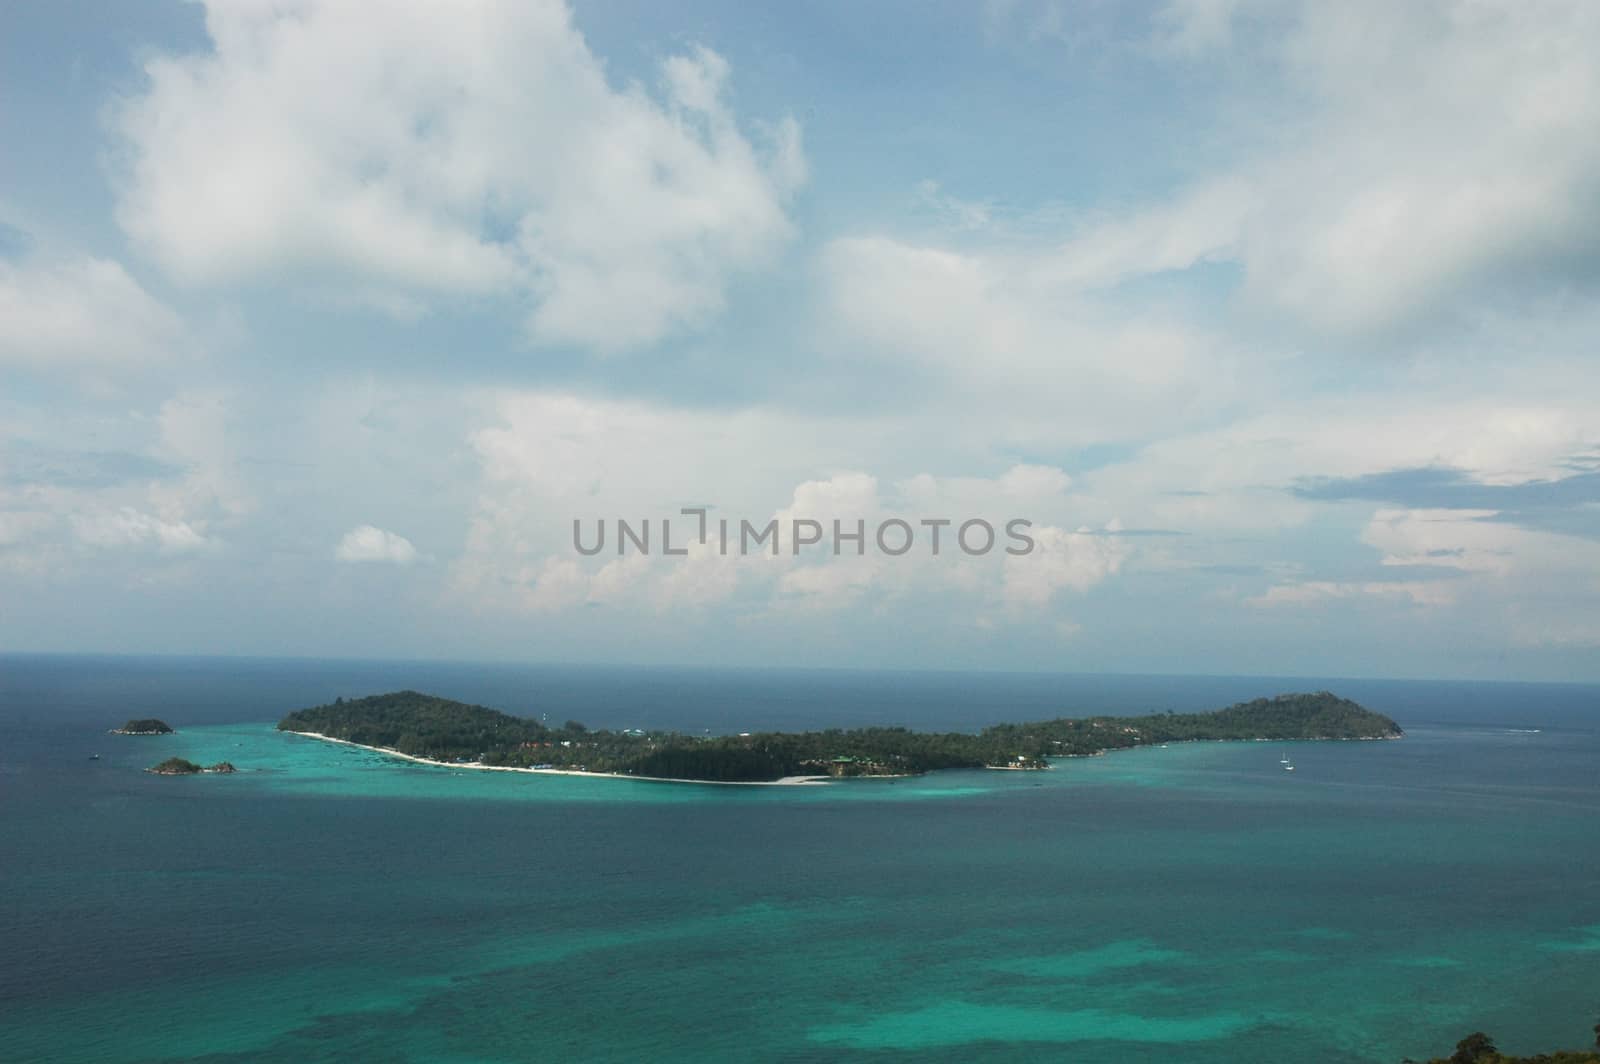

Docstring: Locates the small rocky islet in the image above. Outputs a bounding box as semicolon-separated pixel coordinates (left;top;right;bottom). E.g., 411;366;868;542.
111;718;175;735
147;757;237;776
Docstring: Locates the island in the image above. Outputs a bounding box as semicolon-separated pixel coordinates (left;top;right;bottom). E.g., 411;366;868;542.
277;689;1402;784
147;758;236;775
113;718;174;735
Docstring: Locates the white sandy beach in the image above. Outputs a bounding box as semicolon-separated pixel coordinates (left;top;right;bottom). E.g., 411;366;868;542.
284;730;832;786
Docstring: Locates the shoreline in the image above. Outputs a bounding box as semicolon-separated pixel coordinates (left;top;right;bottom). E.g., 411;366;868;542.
282;730;833;786
280;726;1403;787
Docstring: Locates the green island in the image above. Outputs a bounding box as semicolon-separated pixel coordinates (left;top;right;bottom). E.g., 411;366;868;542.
277;689;1402;783
1412;1027;1600;1063
112;718;174;735
148;757;236;775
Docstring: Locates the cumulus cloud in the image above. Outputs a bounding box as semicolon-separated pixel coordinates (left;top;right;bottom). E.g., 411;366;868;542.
335;525;419;564
1359;508;1511;575
0;510;54;550
817;234;1228;445
960;0;1600;336
0;256;185;370
148;390;253;527
777;558;881;604
113;0;805;351
1095;0;1600;332
772;472;881;535
449;391;1122;620
524;556;588;611
73;507;209;554
451;390;867;611
999;464;1072;499
1076;392;1600;546
1003;523;1133;606
0;387;251;583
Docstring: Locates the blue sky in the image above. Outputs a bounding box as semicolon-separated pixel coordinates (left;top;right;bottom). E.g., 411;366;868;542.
2;0;1599;680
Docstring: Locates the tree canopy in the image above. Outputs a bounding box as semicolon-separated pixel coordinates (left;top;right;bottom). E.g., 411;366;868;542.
116;719;174;734
278;689;1402;783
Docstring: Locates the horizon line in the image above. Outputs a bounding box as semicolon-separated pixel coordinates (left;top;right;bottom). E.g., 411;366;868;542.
3;648;1597;689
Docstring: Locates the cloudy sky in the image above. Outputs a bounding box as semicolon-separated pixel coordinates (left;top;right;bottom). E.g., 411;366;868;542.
3;0;1598;680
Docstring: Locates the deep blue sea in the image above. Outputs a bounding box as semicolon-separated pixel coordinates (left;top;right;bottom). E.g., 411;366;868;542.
3;654;1598;1062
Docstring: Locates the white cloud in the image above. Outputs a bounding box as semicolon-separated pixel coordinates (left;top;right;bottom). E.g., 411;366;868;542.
777;558;880;604
1078;393;1600;542
0;256;184;370
1003;523;1131;606
0;485;68;577
914;179;995;231
113;0;804;352
772;472;881;534
818;235;1228;444
1360;508;1510;574
73;507;209;554
148;390;253;527
964;2;1600;336
1247;580;1456;609
587;553;654;605
1101;0;1600;332
450;391;1127;620
652;539;744;608
525;556;590;612
1155;0;1247;55
335;525;418;564
1035;179;1252;291
452;390;873;606
999;463;1071;499
0;388;250;581
0;510;54;550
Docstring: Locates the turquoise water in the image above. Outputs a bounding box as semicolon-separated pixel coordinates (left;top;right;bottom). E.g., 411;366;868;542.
3;657;1599;1062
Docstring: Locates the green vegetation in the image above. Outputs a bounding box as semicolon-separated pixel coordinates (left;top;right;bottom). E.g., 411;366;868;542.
114;718;174;735
984;691;1403;755
147;758;235;775
1409;1026;1600;1063
278;689;1401;783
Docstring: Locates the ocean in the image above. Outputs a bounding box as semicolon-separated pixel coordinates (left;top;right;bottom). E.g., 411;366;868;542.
2;654;1598;1062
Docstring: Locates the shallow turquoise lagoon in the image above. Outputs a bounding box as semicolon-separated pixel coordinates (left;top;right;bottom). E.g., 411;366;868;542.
4;660;1598;1062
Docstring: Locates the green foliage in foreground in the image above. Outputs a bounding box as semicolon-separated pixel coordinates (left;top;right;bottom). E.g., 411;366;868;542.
1410;1027;1600;1063
278;689;1402;782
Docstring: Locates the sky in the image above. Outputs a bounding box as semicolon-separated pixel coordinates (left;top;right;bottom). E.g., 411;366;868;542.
2;0;1599;681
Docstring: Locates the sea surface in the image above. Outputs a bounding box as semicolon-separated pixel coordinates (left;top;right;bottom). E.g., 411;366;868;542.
2;654;1598;1063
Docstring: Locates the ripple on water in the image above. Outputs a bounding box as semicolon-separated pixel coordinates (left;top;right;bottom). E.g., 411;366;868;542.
808;1002;1260;1049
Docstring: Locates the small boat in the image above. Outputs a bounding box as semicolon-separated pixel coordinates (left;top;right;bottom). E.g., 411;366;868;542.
89;753;101;761
1279;748;1291;764
1283;762;1295;772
